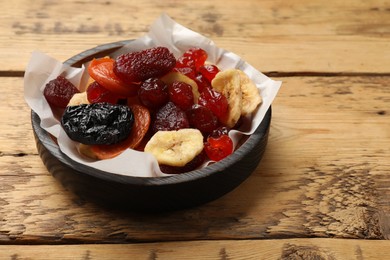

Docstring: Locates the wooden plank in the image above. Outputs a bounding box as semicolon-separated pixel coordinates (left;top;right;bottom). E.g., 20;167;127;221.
1;0;390;73
1;238;390;259
1;75;390;242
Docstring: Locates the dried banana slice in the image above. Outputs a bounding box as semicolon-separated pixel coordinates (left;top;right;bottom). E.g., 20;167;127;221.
144;129;204;167
67;92;90;107
237;70;262;115
211;69;243;128
160;71;200;103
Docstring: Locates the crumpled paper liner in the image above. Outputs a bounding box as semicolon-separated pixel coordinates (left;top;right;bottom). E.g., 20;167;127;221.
24;14;282;177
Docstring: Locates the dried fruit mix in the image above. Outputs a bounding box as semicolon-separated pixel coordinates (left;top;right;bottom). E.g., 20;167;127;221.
43;46;262;174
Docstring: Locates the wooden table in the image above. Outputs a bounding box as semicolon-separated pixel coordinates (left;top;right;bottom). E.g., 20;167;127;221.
1;0;390;258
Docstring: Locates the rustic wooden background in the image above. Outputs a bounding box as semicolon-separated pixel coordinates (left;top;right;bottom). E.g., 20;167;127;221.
1;0;390;259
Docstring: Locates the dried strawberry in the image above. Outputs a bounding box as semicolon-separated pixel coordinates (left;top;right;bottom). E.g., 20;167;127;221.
113;47;176;84
152;102;189;133
44;76;80;108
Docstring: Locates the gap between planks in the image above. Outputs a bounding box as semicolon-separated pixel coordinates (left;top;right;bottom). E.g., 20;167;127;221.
3;70;390;78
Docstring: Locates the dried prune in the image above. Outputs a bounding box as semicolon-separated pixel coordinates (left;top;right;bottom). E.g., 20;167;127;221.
61;103;134;145
44;76;80;108
113;47;176;84
152;102;189;133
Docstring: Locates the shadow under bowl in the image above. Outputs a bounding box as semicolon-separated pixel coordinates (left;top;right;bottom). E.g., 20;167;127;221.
31;41;272;212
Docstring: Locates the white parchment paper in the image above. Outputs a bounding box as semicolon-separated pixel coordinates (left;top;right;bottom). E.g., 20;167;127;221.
24;14;282;177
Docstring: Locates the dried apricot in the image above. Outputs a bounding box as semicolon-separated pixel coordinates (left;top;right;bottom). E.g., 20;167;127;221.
88;57;139;97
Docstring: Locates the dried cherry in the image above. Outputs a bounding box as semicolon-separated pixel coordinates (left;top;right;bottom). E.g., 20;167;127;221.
138;78;169;110
152;102;189;133
194;73;210;92
44;76;80;108
204;132;233;162
198;87;228;120
176;48;208;70
187;105;218;134
199;64;220;83
87;81;121;104
61;103;134;145
168;81;194;111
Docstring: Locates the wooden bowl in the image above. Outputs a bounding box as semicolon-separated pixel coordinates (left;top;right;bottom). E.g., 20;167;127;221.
31;41;272;212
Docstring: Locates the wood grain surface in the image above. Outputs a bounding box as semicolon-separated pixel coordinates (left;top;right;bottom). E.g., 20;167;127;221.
2;75;390;242
1;238;390;259
1;0;390;258
1;0;390;73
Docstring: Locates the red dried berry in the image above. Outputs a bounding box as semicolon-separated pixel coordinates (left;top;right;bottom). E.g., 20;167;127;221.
152;102;189;133
87;81;121;104
198;87;228;120
199;64;220;83
182;48;208;70
43;76;80;108
194;73;211;92
204;133;233;162
138;78;169;110
174;48;208;79
175;55;195;69
168;81;194;111
159;151;206;174
187;105;218;135
113;47;176;84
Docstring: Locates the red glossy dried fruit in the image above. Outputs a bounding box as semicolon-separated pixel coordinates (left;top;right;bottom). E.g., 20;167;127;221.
187;105;218;134
194;73;211;92
174;48;208;81
168;81;194;111
44;76;80;108
87;81;121;104
159;151;206;174
198;87;228;120
152;102;189;133
113;47;176;84
138;78;169;110
177;48;208;70
199;64;220;83
204;133;233;162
